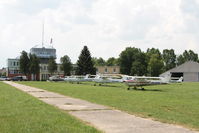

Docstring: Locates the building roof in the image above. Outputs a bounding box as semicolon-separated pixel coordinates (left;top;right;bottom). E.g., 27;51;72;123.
30;47;56;59
160;61;199;77
170;61;199;72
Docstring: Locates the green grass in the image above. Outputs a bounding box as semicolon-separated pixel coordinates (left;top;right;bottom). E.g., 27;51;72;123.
0;82;101;133
20;81;199;130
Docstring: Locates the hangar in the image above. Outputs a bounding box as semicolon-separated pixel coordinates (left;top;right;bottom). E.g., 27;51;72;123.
160;61;199;82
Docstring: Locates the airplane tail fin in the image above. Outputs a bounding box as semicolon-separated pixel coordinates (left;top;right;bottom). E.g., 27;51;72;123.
177;76;183;83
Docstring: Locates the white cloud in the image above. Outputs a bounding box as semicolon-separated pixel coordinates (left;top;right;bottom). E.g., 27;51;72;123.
1;0;199;68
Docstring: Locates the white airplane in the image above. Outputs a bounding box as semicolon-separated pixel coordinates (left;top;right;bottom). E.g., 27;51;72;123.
84;74;97;82
49;75;64;81
93;74;125;86
62;73;181;90
64;75;85;83
169;76;183;83
64;74;97;83
124;76;170;90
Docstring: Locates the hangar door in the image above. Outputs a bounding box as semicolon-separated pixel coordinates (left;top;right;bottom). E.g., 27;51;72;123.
184;72;199;82
171;72;183;78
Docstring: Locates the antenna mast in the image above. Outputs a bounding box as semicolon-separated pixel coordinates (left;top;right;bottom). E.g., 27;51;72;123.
42;20;45;48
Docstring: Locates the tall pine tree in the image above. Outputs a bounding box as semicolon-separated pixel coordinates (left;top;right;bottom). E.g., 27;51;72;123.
19;51;30;76
76;46;96;75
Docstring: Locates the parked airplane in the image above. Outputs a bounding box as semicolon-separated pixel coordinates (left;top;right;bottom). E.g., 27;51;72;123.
49;73;183;90
93;74;125;86
124;76;170;90
169;76;183;83
84;74;97;82
64;75;85;83
49;75;64;81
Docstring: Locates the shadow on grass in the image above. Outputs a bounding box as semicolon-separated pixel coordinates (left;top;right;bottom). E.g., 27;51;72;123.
96;84;121;88
143;89;164;92
127;88;164;92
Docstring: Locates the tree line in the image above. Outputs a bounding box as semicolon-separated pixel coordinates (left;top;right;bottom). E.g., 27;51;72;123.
19;46;199;78
92;47;198;76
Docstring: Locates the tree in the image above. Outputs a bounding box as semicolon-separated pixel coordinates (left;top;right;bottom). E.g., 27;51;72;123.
147;54;164;76
92;57;106;66
130;52;147;76
76;46;96;75
119;47;147;75
177;55;185;66
29;54;40;80
177;50;198;65
48;56;57;75
162;49;176;71
106;57;119;66
60;55;72;76
146;48;162;60
146;48;164;75
19;51;30;76
183;50;198;62
119;47;139;75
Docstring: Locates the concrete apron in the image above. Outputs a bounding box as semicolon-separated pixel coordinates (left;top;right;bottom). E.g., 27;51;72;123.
3;81;198;133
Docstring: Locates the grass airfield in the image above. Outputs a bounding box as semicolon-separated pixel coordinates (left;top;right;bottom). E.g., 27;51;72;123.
19;81;199;130
0;82;101;133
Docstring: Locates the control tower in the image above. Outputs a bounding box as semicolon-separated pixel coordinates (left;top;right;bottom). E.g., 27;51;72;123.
30;47;56;64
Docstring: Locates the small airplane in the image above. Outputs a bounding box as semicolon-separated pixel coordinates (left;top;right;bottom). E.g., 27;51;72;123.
124;76;170;90
64;75;86;83
63;74;98;83
93;74;124;86
49;75;64;81
50;73;183;90
84;74;97;82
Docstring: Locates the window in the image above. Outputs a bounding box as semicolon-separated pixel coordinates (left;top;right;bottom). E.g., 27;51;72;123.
105;68;108;73
9;70;14;74
13;62;16;66
17;62;19;66
14;70;19;74
113;68;116;73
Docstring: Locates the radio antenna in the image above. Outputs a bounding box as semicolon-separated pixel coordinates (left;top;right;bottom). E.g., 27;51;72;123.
42;20;45;48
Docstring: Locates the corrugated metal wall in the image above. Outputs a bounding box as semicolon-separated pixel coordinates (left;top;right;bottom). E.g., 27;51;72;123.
184;72;199;82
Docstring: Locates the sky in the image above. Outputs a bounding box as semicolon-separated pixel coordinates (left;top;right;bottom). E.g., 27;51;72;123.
0;0;199;68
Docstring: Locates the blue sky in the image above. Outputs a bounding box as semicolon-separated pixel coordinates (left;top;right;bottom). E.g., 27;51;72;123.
0;0;199;68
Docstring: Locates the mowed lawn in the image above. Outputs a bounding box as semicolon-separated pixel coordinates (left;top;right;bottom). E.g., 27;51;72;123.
0;82;101;133
20;81;199;130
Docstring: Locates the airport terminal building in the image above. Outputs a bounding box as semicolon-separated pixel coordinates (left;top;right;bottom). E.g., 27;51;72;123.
7;47;64;81
160;61;199;82
30;47;63;80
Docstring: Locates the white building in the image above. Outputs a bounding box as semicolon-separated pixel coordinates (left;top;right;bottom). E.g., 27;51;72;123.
7;58;21;77
7;47;64;80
